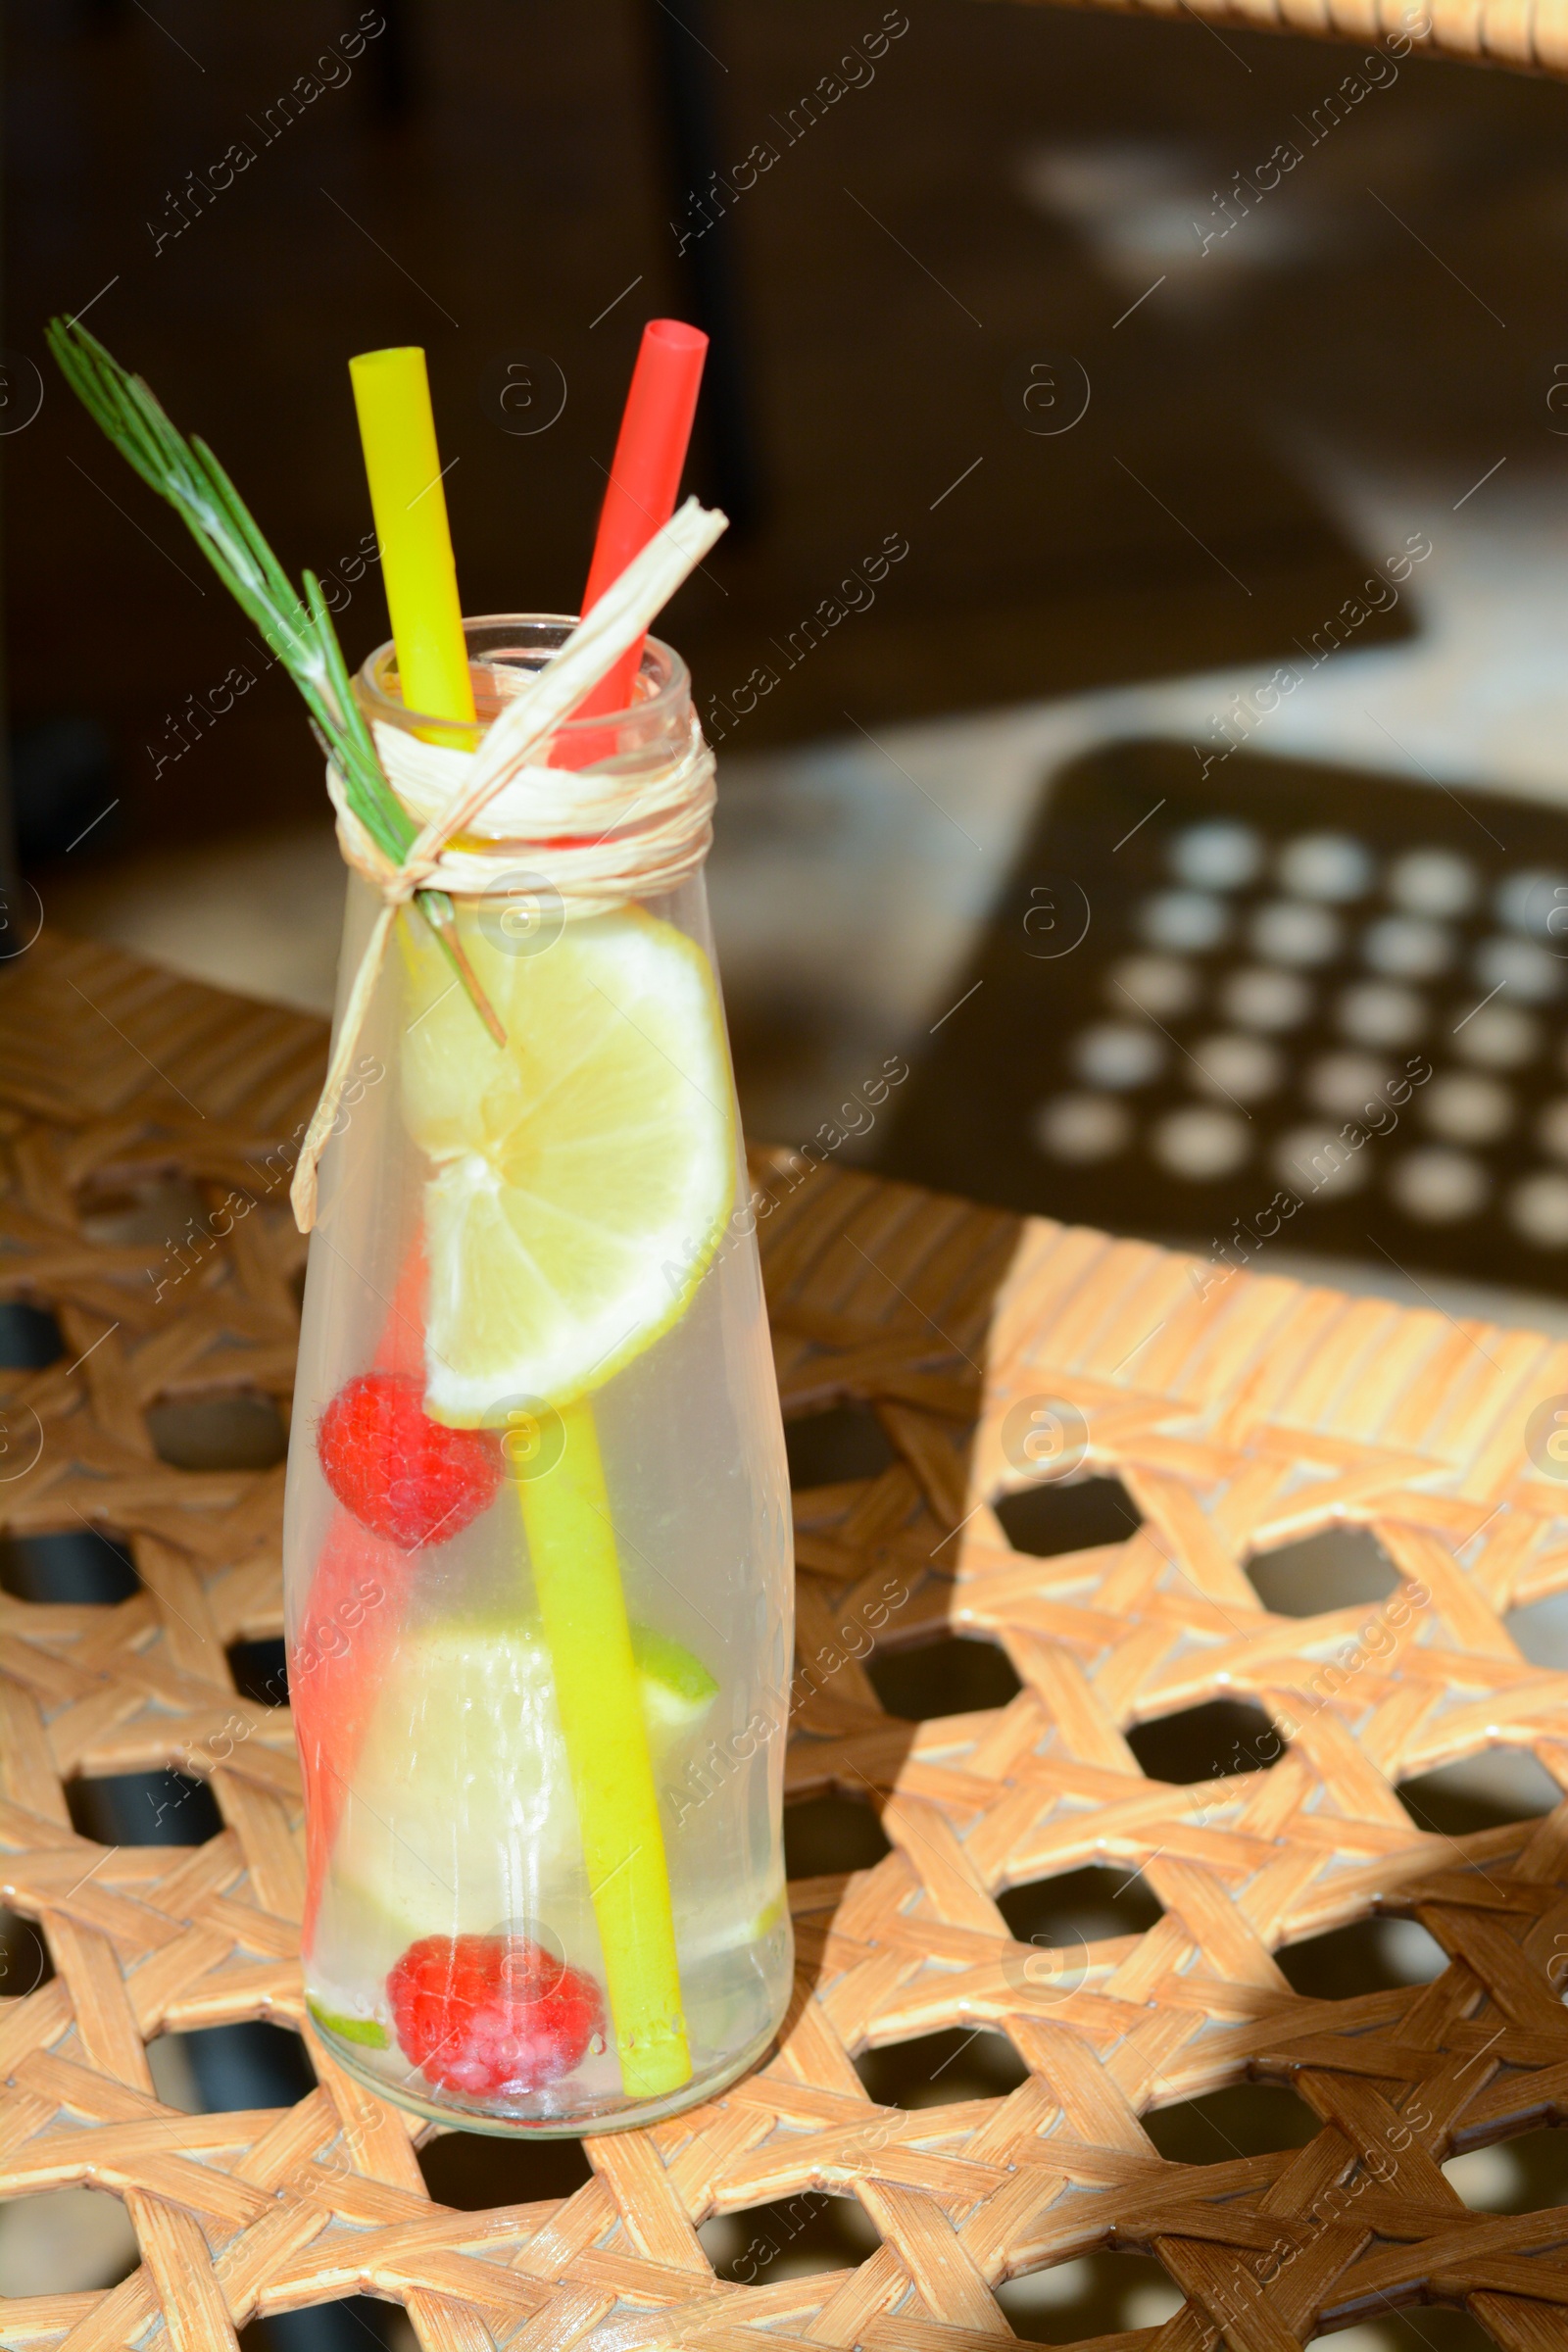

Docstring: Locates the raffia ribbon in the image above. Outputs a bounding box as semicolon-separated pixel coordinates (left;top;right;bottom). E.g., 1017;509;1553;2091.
289;498;728;1233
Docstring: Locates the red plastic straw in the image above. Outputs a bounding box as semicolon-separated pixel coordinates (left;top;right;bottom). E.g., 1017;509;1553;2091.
572;319;708;726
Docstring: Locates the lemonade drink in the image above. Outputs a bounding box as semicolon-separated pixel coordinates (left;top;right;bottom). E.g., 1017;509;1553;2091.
283;624;794;2132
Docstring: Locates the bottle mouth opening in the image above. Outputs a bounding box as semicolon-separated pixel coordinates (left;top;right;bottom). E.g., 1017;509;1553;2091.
355;613;690;745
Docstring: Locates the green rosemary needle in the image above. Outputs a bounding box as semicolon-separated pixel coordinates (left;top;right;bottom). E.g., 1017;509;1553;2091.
46;317;504;1047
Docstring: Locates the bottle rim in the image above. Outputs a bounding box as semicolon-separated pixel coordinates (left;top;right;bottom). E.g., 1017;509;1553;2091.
355;613;690;748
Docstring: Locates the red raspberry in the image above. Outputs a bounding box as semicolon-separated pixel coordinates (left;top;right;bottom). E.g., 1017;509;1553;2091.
317;1373;502;1550
387;1935;606;2096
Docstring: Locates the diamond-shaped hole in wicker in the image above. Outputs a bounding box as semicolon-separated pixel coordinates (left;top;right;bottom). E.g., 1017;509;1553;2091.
0;1299;65;1369
1396;1747;1565;1837
997;2247;1188;2341
1126;1693;1286;1783
75;1171;211;1251
783;1398;897;1487
0;1909;50;1996
1505;1591;1568;1666
865;1630;1022;1719
418;2129;591;2209
1303;2313;1494;2352
239;2301;414;2351
67;1768;225;1846
1278;1912;1450;1996
1143;2081;1322;2164
998;1860;1165;1947
1;1525;139;1601
0;2186;139;2299
993;1468;1141;1555
856;2021;1031;2108
152;2022;316;2115
1246;1524;1402;1616
701;2189;883;2285
226;1636;289;1708
1445;2128;1568;2212
784;1788;893;1875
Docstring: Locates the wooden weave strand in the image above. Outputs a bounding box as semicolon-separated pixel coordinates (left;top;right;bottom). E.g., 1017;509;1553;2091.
1003;0;1568;80
4;930;1568;2349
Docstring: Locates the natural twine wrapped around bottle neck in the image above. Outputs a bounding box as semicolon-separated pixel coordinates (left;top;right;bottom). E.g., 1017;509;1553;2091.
289;499;726;1233
330;705;715;918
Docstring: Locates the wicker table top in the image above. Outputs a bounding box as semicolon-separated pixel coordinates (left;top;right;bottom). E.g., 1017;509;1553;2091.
4;928;1568;2351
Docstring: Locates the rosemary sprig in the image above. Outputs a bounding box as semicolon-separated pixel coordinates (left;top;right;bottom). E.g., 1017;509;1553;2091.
46;317;504;1045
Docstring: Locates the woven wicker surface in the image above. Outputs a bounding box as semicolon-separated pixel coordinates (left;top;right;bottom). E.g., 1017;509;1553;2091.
4;928;1568;2348
1004;0;1568;79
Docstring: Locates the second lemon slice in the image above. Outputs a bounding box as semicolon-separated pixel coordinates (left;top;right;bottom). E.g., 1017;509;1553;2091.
400;906;736;1425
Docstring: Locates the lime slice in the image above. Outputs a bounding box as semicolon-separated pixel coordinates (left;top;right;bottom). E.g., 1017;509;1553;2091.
631;1623;719;1732
746;1886;787;1943
307;1999;388;2049
399;907;736;1425
325;1617;716;1949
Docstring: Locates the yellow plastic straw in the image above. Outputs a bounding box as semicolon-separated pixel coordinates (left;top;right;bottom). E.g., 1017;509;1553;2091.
519;1401;691;2097
349;348;508;1040
349;351;691;2099
348;346;475;726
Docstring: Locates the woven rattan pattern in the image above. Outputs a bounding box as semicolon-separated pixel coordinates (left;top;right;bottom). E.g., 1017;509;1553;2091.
5;931;1568;2349
1009;0;1568;81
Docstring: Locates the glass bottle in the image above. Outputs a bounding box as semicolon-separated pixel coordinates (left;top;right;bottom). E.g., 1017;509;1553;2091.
283;618;794;2133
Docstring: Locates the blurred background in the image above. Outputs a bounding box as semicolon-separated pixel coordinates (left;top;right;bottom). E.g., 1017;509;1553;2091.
14;0;1568;1334
9;0;1568;2340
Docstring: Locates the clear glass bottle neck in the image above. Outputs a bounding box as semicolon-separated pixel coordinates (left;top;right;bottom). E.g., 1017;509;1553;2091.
355;613;693;772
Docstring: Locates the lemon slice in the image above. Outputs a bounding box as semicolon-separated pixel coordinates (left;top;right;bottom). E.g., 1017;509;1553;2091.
400;906;736;1425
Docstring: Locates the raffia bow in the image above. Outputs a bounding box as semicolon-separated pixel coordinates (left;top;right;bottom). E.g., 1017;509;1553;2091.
288;498;728;1233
